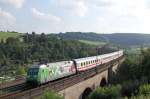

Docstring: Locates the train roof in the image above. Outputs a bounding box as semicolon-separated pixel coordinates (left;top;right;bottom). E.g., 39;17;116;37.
74;56;97;62
30;64;46;68
46;61;73;66
30;60;73;68
74;51;122;63
29;50;123;68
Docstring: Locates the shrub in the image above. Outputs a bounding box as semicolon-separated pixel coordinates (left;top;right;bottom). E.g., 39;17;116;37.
130;94;150;99
88;85;121;99
15;65;26;76
139;84;150;95
121;80;140;97
39;89;63;99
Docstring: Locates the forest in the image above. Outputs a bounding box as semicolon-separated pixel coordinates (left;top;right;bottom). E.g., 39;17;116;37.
87;48;150;99
55;32;150;48
0;32;115;76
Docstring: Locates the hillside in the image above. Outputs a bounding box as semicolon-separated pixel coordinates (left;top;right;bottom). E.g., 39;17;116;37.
55;32;150;48
56;32;109;42
0;32;22;41
102;33;150;47
78;40;106;46
1;32;150;48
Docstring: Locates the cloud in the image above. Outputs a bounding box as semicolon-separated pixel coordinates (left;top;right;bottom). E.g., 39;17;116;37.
95;0;150;33
0;8;15;20
0;0;25;8
57;0;115;17
0;8;16;30
31;8;61;22
74;1;88;17
2;0;150;33
69;1;88;17
58;0;88;17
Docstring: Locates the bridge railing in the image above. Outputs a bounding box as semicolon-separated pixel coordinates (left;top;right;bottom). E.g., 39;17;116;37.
0;56;125;99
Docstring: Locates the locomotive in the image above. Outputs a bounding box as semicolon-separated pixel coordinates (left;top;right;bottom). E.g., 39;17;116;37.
27;50;123;85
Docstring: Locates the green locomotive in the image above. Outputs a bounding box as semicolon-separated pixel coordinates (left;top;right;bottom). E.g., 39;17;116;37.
27;61;76;85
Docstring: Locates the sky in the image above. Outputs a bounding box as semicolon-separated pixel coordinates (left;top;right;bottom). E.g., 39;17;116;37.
0;0;150;34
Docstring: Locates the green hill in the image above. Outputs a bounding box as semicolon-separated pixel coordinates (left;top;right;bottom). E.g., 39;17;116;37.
54;32;150;48
0;32;23;41
54;32;109;42
79;40;106;46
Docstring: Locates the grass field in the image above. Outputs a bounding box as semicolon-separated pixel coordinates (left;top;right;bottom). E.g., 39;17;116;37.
79;40;106;46
125;47;141;56
0;32;22;41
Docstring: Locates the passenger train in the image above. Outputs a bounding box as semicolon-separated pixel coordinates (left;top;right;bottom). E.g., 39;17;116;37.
27;50;123;85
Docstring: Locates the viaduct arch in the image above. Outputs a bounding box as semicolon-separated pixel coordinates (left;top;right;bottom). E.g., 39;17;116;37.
81;87;93;99
59;70;108;99
59;58;125;99
100;77;107;87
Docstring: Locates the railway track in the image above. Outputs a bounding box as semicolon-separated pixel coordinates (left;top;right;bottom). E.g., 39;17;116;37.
1;83;27;94
0;77;25;89
0;76;26;96
0;56;125;99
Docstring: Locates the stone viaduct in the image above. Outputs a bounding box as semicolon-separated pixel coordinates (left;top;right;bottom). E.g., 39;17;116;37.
59;57;125;99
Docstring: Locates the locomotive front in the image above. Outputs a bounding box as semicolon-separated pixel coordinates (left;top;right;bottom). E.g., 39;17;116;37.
26;65;40;85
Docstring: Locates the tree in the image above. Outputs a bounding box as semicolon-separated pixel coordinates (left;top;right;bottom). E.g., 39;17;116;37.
89;85;121;99
40;90;63;99
15;65;26;76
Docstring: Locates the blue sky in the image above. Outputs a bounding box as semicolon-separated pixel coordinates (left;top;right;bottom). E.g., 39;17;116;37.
0;0;150;33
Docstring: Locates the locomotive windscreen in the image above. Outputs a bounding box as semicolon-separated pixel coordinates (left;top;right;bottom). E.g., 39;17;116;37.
27;68;39;75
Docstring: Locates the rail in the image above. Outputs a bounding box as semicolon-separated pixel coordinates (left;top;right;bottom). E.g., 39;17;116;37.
0;56;125;99
0;76;25;89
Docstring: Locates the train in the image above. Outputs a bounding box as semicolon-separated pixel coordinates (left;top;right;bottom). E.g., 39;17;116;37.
26;50;123;85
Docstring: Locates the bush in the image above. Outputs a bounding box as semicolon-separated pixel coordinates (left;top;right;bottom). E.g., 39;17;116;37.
130;94;150;99
39;89;63;99
88;85;121;99
15;65;26;76
121;80;140;97
122;84;150;99
139;84;150;95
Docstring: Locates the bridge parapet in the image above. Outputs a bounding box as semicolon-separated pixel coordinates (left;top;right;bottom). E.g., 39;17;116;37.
0;56;125;99
59;56;125;99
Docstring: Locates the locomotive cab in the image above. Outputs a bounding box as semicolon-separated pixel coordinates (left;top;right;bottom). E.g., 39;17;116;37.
26;67;40;85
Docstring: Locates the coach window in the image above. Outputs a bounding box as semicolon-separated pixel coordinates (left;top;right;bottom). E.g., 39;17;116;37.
86;61;88;65
82;63;84;66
